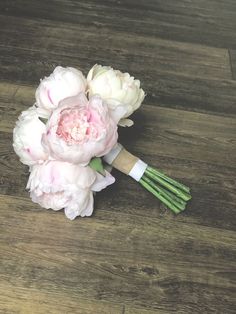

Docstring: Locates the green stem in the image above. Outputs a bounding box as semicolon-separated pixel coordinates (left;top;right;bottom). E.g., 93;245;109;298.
158;186;187;207
142;175;186;211
139;178;181;214
147;166;190;193
145;169;191;202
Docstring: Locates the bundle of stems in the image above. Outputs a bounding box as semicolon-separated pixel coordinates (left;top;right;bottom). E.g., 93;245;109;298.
102;143;191;214
139;166;191;214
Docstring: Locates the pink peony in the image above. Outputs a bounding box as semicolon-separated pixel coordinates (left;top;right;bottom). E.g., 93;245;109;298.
13;106;48;165
27;160;115;220
35;66;87;118
42;92;124;165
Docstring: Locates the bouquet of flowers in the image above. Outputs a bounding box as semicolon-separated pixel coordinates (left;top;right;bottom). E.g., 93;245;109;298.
13;65;191;220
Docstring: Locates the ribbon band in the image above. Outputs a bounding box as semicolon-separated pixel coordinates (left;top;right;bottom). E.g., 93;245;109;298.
104;144;147;182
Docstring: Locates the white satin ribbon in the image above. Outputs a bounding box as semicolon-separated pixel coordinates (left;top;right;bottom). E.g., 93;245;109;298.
129;159;147;182
103;143;123;164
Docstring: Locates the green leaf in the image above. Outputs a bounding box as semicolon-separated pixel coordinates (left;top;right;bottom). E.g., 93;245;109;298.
89;157;105;176
38;117;48;124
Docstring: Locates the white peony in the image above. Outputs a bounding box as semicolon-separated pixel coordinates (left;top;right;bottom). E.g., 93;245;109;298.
13;106;48;166
35;66;87;117
87;64;145;126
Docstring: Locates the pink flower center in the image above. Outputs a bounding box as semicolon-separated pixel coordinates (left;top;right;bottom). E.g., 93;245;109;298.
56;107;100;144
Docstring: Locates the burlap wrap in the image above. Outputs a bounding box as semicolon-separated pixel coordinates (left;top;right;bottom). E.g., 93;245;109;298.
111;148;139;175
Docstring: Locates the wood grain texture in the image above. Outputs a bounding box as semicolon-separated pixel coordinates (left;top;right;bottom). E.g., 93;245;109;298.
1;0;236;49
0;14;232;80
1;194;235;313
0;1;236;313
229;49;236;80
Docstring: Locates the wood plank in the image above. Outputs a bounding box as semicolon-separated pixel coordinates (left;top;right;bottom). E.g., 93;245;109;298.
1;64;236;121
142;72;236;117
0;282;123;314
0;83;35;133
0;194;235;313
1;103;236;231
229;49;236;80
0;12;235;117
1;0;236;49
0;14;232;81
0;2;236;313
125;307;163;314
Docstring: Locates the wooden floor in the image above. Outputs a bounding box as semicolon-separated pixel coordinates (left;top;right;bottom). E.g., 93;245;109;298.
0;1;236;313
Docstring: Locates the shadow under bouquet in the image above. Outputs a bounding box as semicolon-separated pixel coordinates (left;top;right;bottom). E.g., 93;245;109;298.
13;65;191;220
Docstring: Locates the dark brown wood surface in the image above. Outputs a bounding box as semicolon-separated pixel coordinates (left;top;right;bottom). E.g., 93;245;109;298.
0;1;236;313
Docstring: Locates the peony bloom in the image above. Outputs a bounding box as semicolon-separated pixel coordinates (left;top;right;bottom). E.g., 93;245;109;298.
42;92;124;165
35;66;87;118
87;64;145;126
13;106;48;165
27;160;115;220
